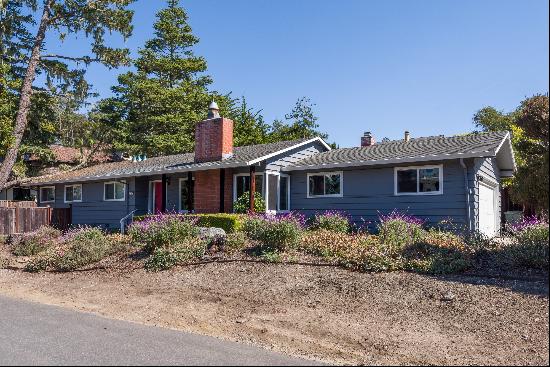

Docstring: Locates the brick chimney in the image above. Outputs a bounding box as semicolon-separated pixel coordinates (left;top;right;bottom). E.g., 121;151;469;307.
404;131;410;142
361;131;375;147
195;101;234;163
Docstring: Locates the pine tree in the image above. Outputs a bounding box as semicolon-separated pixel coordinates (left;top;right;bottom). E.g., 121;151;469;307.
112;0;212;156
269;97;329;142
0;0;135;189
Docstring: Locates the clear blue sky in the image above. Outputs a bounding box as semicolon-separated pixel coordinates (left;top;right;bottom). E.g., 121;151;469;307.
48;0;549;147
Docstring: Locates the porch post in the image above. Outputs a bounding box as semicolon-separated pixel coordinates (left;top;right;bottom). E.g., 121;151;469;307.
249;165;256;212
219;169;225;213
187;171;193;212
161;174;167;213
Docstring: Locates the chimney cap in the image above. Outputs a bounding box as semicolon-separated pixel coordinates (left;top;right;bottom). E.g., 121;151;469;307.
209;100;219;110
207;100;220;118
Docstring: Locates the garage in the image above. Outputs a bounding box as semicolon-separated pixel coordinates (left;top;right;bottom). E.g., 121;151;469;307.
478;183;497;237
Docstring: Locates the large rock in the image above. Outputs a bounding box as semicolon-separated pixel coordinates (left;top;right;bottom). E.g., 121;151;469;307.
199;227;226;250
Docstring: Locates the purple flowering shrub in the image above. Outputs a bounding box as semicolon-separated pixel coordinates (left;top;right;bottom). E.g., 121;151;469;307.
243;213;305;251
128;214;200;254
377;211;426;253
10;226;61;256
25;226;128;272
504;216;549;269
128;214;206;271
310;210;351;233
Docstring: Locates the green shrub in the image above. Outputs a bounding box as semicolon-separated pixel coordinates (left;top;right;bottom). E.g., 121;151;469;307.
224;231;248;253
233;191;266;214
144;237;207;271
505;223;549;269
25;227;129;272
243;214;304;251
260;249;283;263
310;211;351;233
193;213;243;233
10;226;61;256
128;214;199;254
403;230;472;274
377;212;425;254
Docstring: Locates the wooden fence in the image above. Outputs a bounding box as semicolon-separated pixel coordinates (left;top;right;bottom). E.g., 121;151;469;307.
0;200;37;208
0;205;71;235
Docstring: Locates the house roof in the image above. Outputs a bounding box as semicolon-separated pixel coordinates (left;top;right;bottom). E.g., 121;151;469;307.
283;131;516;171
22;138;326;186
26;144;113;164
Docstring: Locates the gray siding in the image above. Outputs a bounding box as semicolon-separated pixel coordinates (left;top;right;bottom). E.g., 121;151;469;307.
289;160;476;230
38;179;135;229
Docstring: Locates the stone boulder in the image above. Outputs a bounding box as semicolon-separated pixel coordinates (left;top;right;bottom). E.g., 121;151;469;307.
198;227;226;251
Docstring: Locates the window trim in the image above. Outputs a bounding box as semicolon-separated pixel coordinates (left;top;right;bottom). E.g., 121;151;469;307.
64;184;82;203
178;177;195;213
394;164;444;196
103;181;126;202
306;171;344;198
40;186;55;203
232;172;265;202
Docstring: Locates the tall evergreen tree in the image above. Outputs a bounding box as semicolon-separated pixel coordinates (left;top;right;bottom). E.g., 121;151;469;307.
269;97;329;142
0;0;135;189
112;0;212;156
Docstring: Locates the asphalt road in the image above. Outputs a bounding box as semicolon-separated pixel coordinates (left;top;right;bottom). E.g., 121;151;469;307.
0;295;319;366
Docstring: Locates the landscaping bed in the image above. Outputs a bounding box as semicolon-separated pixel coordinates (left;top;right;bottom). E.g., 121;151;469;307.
0;211;548;365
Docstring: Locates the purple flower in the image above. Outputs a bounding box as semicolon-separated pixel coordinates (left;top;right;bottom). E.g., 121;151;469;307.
507;216;549;233
378;210;425;226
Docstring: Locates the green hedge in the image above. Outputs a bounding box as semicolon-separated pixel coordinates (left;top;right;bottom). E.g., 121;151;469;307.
194;213;243;233
133;213;244;233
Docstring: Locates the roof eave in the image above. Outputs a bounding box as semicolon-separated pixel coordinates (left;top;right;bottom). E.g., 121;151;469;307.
246;137;331;166
20;161;250;187
281;151;498;172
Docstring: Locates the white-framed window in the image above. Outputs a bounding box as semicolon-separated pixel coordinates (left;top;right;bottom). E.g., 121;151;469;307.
104;181;125;201
64;184;82;203
178;177;195;213
307;171;343;198
394;165;443;195
40;186;55;203
233;173;264;201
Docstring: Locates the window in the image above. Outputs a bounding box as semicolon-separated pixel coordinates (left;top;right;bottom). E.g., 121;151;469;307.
395;165;443;195
40;186;55;203
307;172;343;198
279;175;290;212
64;184;82;203
104;181;125;201
234;173;264;201
179;177;195;212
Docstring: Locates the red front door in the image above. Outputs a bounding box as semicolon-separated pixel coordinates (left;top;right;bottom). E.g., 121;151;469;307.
154;182;163;213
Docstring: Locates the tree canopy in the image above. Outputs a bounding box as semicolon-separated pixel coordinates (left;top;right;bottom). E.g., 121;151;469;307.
474;94;549;214
0;0;135;189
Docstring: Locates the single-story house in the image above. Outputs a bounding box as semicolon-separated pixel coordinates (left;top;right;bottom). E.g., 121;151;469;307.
20;102;516;236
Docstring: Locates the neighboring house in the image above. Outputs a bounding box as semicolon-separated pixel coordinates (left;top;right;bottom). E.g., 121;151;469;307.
1;144;114;201
20;102;515;236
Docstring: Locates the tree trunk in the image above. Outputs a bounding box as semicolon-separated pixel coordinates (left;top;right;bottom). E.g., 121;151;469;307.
0;1;51;190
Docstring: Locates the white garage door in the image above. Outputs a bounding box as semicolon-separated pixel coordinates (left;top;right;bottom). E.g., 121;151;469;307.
479;183;496;237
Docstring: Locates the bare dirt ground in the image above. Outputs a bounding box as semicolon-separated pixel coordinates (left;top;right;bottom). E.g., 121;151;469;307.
0;251;548;366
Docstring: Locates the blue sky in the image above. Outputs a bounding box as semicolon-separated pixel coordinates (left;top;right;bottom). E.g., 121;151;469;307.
46;0;549;147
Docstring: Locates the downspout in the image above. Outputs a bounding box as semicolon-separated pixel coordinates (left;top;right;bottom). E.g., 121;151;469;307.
460;159;472;232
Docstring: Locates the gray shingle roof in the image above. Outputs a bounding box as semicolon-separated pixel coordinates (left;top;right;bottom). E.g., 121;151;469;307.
24;138;313;185
284;131;510;171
